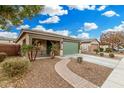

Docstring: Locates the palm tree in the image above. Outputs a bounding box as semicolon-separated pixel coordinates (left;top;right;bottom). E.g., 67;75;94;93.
21;42;41;62
50;41;60;59
21;44;33;62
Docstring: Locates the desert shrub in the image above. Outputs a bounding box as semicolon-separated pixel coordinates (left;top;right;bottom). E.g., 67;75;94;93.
93;49;99;54
99;48;104;52
99;53;104;56
109;53;115;58
2;57;30;77
0;52;7;62
105;48;112;53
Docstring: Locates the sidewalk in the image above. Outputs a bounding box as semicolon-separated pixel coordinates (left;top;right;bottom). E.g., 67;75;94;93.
102;58;124;88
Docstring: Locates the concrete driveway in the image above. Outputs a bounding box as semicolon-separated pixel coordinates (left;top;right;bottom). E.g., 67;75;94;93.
63;54;121;68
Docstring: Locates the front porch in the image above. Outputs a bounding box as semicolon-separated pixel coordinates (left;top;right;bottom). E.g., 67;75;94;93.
31;38;61;57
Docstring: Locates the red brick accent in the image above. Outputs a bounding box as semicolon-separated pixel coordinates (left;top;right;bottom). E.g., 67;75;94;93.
0;44;20;56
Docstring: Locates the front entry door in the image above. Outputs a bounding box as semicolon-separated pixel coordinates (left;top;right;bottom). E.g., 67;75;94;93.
47;40;52;56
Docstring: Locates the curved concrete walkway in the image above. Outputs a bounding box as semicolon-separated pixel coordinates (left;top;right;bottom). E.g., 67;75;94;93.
55;58;98;88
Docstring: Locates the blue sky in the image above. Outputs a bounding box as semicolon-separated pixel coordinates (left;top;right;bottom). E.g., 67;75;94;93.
1;5;124;39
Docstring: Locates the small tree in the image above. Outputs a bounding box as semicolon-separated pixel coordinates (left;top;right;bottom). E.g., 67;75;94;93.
100;31;124;50
21;45;33;62
50;42;59;59
21;44;40;62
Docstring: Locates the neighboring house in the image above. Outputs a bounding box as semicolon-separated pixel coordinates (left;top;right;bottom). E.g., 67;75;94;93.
100;43;110;51
0;37;15;44
80;39;99;53
16;29;80;56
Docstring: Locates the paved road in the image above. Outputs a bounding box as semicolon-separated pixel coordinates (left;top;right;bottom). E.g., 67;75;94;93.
63;54;120;68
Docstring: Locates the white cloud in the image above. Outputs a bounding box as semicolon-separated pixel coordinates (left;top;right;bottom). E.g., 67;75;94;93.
41;5;68;16
70;33;89;39
32;25;46;31
55;30;69;36
77;33;89;39
32;25;69;36
97;5;107;11
16;25;30;30
103;21;124;33
32;25;90;39
39;16;60;24
78;29;83;32
68;5;96;11
84;22;98;31
0;32;17;38
102;10;120;17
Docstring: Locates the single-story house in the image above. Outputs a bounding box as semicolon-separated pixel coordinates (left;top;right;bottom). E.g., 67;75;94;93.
16;29;80;56
80;39;99;53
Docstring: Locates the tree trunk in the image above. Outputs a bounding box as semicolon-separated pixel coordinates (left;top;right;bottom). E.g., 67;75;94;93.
28;52;32;62
31;50;33;61
33;49;38;62
50;51;55;59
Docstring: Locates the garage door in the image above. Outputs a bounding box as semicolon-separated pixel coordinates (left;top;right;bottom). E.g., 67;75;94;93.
63;42;79;55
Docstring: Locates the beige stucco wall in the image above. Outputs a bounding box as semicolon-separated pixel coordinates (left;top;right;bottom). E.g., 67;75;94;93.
81;40;99;53
100;45;109;51
81;43;91;52
17;33;30;45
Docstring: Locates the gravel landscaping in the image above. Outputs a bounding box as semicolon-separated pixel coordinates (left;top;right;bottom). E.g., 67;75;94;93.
67;58;113;87
9;58;73;88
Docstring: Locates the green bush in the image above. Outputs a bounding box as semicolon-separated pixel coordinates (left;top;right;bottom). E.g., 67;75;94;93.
99;48;104;52
105;48;112;53
0;52;7;62
2;57;30;77
93;49;99;54
109;53;115;58
100;53;104;56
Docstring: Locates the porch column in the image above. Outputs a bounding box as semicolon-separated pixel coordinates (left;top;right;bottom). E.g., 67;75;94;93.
29;36;32;45
79;42;82;54
60;39;64;56
26;34;30;45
